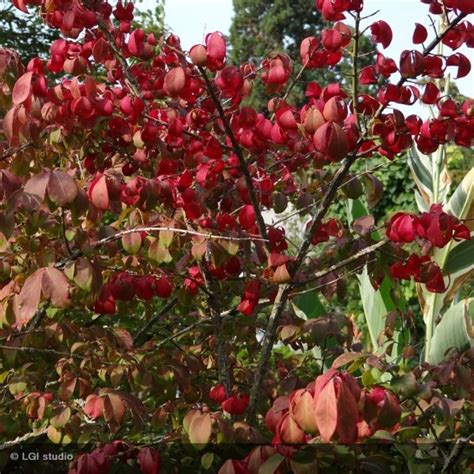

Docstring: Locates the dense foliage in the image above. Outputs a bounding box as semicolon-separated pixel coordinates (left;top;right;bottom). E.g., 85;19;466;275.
0;0;473;473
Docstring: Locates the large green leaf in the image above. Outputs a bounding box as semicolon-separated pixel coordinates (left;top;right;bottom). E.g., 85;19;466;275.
428;298;474;364
444;239;474;275
407;145;450;212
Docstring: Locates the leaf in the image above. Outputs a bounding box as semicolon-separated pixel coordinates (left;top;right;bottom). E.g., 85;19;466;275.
121;232;142;255
292;291;326;320
362;174;383;209
423;168;474;356
149;238;172;264
41;267;70;308
113;328;133;350
24;170;50;201
103;393;126;424
332;352;370;369
84;394;104;420
336;380;358;443
347;198;405;356
258;454;285;474
428;298;474;364
17;270;43;327
445;168;474;221
444;239;474;275
47;425;62;444
89;175;109;210
12;71;33;105
314;378;337;442
50;407;71;429
188;412;212;448
47;170;78;206
201;452;214;470
352;215;375;236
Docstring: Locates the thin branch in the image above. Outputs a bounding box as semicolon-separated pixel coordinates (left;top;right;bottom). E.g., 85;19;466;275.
198;66;271;253
92;226;268;247
133;297;178;345
0;428;48;451
292;239;388;290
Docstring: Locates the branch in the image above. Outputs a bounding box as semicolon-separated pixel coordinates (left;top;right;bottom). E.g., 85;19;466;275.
133;297;178;345
292;238;388;290
198;66;271;253
247;152;358;422
92;226;268;247
198;239;232;397
0;428;48;451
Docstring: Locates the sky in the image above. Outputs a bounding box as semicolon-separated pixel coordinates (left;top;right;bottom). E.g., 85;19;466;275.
157;0;474;99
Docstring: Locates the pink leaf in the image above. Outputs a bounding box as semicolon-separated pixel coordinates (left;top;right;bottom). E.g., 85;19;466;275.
314;378;337;441
12;71;33;105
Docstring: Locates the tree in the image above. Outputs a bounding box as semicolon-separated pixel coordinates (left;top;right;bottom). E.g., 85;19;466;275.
0;0;58;61
1;1;473;473
229;0;375;108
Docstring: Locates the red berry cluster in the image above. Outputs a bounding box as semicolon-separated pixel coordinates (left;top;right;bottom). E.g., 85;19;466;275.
93;272;173;315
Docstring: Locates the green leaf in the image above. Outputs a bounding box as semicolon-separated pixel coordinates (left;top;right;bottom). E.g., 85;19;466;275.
292;291;326;319
121;232;142;255
445;168;474;219
428;298;474;364
258;453;285;474
408;145;450;212
444;239;474;275
201;452;214;470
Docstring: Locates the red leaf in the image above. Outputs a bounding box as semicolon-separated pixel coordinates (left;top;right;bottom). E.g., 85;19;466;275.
138;447;161;474
336;379;359;443
164;67;186;97
314;378;337;441
84;394;104;420
41;267;71;308
412;23;428;44
24;170;50;202
47;170;78;206
206;32;226;61
371;20;393;49
446;53;471;79
238;205;256;231
290;389;317;433
16;270;43;328
88;174;109;210
12;71;33;105
92;37;111;62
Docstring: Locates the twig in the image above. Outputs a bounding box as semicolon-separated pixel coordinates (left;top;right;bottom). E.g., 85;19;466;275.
133;297;178;344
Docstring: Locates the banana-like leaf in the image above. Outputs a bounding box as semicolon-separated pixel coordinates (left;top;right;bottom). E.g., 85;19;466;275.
444;239;474;275
407;145;450;212
347;198;406;354
427;298;474;364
